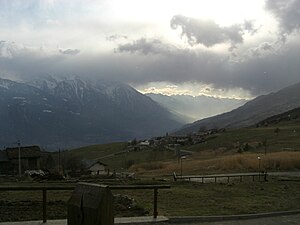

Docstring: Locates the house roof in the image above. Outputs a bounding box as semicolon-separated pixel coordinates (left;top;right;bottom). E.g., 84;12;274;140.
6;146;41;159
87;161;108;169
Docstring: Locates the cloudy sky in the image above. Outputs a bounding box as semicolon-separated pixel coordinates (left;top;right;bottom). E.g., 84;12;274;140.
0;0;300;99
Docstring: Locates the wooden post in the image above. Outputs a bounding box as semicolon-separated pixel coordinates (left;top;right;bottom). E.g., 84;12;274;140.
227;176;230;183
43;189;47;223
240;176;243;182
202;177;204;183
253;175;255;182
264;172;267;181
214;177;217;183
153;188;158;219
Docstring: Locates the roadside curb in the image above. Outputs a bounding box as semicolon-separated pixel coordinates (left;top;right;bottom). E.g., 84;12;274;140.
169;209;300;223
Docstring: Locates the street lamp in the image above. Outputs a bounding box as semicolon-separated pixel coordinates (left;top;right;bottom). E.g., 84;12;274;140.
180;156;186;178
257;156;261;181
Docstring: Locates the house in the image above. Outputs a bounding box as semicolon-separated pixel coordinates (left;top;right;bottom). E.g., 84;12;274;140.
139;141;150;146
0;151;14;174
6;146;41;172
87;161;108;175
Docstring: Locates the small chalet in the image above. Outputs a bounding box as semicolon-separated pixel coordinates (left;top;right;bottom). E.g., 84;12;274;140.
6;146;41;172
87;161;108;175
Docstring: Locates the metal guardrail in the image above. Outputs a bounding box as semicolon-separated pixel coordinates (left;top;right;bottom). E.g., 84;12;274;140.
0;184;170;222
173;172;268;183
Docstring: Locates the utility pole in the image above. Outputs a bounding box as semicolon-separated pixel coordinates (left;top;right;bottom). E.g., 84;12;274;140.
17;140;21;177
58;148;61;174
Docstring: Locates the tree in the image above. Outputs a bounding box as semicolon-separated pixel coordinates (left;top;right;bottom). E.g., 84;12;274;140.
131;138;137;146
274;127;280;135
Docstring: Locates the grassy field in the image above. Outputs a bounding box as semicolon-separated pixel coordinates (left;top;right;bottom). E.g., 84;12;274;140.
184;125;300;154
132;177;300;216
130;151;300;176
0;176;300;222
65;120;300;174
67;143;177;171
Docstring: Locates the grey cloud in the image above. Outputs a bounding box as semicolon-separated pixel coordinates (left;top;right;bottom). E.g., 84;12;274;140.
249;42;274;57
106;34;128;42
170;15;257;49
59;49;80;55
117;38;175;55
243;20;260;35
265;0;300;34
1;39;300;97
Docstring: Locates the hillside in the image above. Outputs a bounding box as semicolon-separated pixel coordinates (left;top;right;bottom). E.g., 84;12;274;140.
256;106;300;127
176;81;300;134
67;113;300;173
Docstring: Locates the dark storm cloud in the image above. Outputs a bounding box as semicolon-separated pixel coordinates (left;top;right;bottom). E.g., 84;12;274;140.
265;0;300;35
59;49;80;55
1;38;300;97
170;15;257;49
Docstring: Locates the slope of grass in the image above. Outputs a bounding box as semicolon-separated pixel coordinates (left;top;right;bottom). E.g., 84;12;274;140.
69;142;128;160
131;151;300;176
184;122;300;154
67;143;177;171
64;119;300;173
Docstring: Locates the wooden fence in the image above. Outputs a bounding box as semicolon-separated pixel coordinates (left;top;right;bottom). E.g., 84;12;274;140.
0;184;170;222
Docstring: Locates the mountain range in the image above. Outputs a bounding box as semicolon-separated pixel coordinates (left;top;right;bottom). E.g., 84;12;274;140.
0;76;182;149
176;81;300;134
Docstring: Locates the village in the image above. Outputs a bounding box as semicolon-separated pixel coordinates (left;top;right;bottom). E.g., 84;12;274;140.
0;128;225;179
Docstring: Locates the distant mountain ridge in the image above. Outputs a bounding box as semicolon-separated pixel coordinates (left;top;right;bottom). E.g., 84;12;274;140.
0;76;182;149
147;93;247;123
176;81;300;134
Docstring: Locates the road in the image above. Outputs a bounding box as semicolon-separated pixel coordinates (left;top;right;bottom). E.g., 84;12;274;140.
138;213;300;225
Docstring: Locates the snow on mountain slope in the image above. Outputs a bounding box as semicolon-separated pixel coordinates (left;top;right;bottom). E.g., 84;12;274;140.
0;77;182;149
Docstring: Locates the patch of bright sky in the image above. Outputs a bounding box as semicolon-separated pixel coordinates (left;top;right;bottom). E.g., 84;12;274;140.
0;0;277;51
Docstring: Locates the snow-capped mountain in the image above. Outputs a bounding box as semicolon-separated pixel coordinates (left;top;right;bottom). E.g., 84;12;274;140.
0;77;182;149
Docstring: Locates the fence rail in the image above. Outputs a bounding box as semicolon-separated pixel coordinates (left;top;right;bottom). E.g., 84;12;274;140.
0;184;170;222
173;172;268;183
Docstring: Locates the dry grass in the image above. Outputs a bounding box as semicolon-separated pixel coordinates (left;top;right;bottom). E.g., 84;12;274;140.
130;151;300;176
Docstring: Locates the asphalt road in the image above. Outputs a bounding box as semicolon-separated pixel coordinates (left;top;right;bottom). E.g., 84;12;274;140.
140;213;300;225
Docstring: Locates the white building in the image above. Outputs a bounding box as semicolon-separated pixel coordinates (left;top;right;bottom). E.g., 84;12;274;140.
87;161;108;175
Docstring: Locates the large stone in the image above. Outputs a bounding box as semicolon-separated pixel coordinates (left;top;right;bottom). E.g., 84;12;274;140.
67;183;114;225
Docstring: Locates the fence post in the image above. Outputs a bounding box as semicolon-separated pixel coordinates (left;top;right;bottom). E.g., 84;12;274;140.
43;188;47;223
153;188;158;219
264;172;268;181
